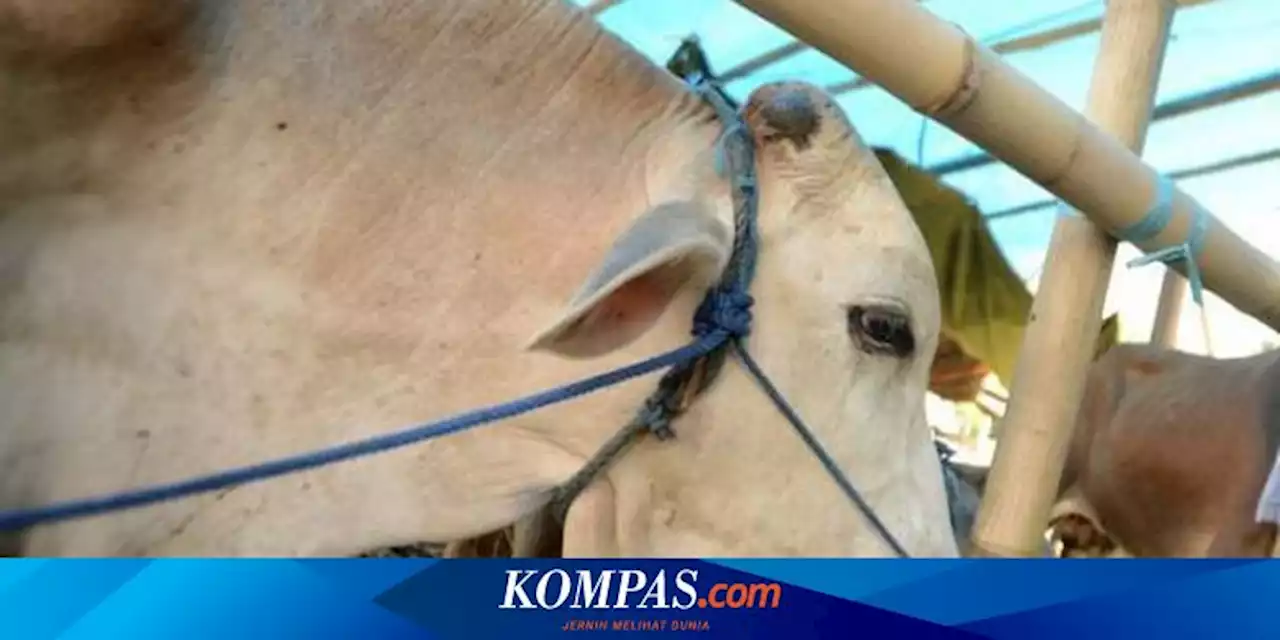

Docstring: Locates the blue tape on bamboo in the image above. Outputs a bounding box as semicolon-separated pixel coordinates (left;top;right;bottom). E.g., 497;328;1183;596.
1121;175;1208;305
1116;174;1175;244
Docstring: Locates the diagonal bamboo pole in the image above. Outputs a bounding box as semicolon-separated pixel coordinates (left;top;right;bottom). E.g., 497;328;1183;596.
986;145;1280;220
732;0;1280;333
720;0;1219;94
929;68;1280;178
827;0;1220;96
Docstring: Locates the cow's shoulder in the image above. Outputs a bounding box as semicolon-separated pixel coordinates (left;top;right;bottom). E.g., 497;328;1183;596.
1098;343;1207;378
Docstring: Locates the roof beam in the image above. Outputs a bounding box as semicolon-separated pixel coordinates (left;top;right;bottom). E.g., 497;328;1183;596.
721;41;808;82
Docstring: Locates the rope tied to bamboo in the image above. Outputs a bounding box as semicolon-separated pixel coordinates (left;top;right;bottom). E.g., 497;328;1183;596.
1118;174;1214;353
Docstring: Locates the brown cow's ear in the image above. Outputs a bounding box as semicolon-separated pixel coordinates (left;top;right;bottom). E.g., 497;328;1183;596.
526;200;732;359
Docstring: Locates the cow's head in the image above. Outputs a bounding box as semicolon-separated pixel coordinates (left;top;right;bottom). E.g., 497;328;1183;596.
528;81;953;556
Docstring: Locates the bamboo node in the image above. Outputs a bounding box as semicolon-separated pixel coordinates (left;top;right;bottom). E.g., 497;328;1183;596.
926;29;980;119
1040;115;1088;191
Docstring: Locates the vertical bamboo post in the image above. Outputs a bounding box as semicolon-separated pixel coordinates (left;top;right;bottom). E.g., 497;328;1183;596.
969;0;1176;557
1150;271;1188;346
1152;268;1187;345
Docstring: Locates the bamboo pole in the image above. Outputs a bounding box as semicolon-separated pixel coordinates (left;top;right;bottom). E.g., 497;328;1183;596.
930;68;1280;178
1149;271;1187;346
971;0;1175;557
732;0;1280;334
827;0;1218;96
987;145;1280;220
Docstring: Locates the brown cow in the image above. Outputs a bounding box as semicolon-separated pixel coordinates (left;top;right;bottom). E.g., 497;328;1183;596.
1049;343;1280;557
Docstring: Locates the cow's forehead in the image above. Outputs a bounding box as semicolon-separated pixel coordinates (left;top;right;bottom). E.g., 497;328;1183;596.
743;89;938;319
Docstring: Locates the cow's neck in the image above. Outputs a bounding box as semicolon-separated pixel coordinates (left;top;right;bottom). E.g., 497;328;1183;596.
0;0;718;431
1;0;697;226
1;0;716;347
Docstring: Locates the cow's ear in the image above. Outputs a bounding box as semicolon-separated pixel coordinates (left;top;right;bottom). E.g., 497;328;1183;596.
526;200;732;358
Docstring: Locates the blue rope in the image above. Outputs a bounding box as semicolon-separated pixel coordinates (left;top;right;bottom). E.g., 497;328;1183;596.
0;331;730;532
1120;175;1209;305
730;340;910;558
1115;174;1176;245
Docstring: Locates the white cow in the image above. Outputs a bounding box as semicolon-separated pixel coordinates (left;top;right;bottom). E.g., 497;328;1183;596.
0;0;955;557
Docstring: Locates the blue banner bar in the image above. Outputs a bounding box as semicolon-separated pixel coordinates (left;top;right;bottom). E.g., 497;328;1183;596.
1;558;1275;639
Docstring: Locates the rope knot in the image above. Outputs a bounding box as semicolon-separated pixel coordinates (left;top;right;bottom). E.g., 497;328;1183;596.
639;397;676;441
692;288;754;338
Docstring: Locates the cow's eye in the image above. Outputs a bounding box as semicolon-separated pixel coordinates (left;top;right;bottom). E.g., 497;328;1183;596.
847;304;914;358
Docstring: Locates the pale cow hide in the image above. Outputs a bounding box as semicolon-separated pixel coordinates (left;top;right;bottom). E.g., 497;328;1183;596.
0;0;956;557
